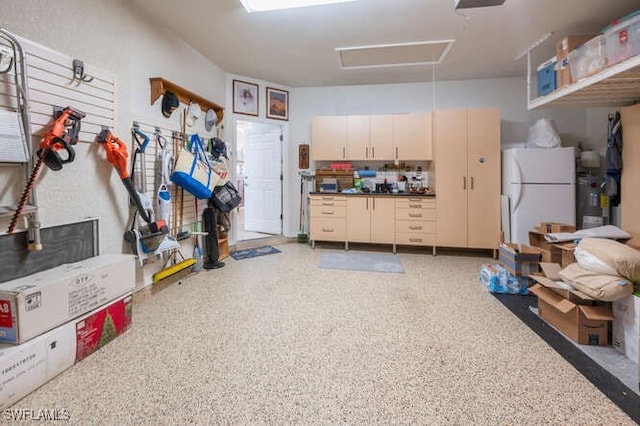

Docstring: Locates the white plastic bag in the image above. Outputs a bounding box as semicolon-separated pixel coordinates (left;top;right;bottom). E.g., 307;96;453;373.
526;118;561;148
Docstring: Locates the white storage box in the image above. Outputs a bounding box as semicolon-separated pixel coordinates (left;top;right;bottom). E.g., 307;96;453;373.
0;293;132;409
0;254;135;344
568;34;608;81
612;293;640;363
604;11;640;66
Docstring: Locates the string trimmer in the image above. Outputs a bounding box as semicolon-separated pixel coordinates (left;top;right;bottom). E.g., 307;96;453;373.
8;107;85;240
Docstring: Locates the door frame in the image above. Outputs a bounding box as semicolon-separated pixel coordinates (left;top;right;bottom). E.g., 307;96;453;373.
230;115;290;245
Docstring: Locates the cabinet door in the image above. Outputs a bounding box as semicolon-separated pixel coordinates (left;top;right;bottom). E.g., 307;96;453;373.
346;115;370;160
347;197;371;243
621;105;640;248
392;113;433;161
435;109;468;247
370;197;395;244
312;116;346;160
370;115;394;160
467;108;501;249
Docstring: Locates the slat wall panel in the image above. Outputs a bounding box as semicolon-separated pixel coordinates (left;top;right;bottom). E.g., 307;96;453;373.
19;36;116;143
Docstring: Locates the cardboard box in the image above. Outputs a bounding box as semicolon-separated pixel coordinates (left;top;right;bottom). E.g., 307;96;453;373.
498;243;541;277
0;254;135;344
529;229;555;252
556;34;597;88
530;283;614;345
0;293;132;409
612;293;640;363
540;222;576;234
550;243;577;268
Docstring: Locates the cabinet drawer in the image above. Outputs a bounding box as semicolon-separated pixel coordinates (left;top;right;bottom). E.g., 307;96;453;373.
396;221;436;234
396;232;435;246
310;196;347;207
396;208;436;221
310;205;346;218
396;198;435;209
310;218;346;241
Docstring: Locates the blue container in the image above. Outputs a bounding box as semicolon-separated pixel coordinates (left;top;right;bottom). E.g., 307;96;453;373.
537;57;557;97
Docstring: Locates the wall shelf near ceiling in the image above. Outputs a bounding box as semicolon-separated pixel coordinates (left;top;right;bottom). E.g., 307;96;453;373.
149;77;224;124
528;54;640;110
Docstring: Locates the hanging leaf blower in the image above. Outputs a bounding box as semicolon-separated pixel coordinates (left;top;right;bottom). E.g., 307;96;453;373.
96;128;168;254
8;107;86;239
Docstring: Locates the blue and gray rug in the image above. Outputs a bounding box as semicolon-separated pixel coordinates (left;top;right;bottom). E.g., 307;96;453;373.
318;251;405;273
230;245;281;261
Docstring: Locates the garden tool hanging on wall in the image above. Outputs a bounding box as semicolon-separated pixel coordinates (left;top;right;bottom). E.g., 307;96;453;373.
8;106;86;236
96;128;168;255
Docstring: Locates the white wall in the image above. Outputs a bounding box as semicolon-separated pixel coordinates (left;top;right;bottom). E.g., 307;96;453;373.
1;0;227;260
287;77;609;237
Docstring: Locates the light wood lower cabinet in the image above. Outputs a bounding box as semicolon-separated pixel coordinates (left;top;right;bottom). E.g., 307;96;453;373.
309;195;436;250
347;197;395;244
309;195;347;242
395;198;437;248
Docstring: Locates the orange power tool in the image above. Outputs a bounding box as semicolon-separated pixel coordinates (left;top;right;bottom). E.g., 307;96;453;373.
96;128;155;225
38;107;86;171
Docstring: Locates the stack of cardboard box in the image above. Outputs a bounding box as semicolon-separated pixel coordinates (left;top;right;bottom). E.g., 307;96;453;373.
528;222;577;268
0;254;136;409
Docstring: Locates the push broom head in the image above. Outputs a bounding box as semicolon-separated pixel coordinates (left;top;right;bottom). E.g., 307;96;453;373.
153;258;197;285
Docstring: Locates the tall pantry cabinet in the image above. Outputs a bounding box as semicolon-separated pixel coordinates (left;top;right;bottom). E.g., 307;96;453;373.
620;105;640;248
434;108;501;250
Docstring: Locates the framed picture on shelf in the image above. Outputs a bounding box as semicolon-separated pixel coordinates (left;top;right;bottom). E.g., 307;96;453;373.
233;79;259;116
266;87;289;121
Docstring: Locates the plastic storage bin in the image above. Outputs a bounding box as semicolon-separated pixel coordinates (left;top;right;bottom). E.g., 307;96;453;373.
537;57;557;96
568;34;608;82
603;11;640;66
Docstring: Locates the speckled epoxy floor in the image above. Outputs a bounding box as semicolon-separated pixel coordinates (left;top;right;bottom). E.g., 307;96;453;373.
9;243;636;424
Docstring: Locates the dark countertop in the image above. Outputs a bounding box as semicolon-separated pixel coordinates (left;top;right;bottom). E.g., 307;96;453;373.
310;191;435;198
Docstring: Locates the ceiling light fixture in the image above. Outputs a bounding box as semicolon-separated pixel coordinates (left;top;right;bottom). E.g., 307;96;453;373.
239;0;357;13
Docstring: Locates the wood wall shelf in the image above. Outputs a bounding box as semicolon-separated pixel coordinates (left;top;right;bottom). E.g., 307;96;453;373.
149;77;224;125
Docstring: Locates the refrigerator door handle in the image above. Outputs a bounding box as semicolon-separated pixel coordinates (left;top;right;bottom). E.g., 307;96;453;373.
512;159;524;211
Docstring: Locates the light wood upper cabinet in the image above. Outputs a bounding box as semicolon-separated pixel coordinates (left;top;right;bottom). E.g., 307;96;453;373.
370;115;394;160
312;116;347;160
346;115;370;161
392;113;433;161
435;108;501;250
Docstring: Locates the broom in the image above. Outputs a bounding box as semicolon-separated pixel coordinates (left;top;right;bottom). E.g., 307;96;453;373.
297;175;308;243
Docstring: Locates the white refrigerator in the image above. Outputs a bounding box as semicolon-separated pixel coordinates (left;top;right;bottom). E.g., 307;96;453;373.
502;147;576;244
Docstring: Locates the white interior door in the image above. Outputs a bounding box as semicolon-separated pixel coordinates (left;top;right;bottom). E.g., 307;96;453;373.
243;121;282;234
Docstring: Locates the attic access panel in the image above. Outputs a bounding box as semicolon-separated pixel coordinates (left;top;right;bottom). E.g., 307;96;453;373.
336;40;455;70
454;0;506;9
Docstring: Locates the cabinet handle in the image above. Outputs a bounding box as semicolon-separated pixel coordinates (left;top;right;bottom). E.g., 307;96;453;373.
395;147;399;160
409;204;422;208
409;225;423;230
471;176;474;190
409;213;423;218
342;147;345;159
408;198;422;202
463;176;467;190
322;211;335;215
322;227;335;232
322;197;334;200
410;238;423;243
372;147;375;158
366;147;369;159
322;202;334;206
